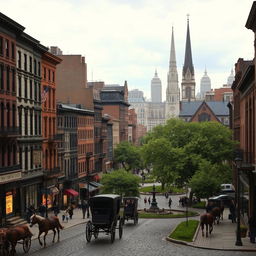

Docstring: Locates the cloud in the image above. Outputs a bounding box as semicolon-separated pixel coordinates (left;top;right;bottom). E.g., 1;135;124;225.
1;0;254;99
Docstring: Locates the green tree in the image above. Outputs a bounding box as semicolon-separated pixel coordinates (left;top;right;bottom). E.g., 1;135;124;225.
101;169;140;197
114;141;141;171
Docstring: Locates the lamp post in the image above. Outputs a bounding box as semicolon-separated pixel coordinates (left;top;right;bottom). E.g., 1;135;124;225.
86;152;92;218
234;157;242;246
185;183;188;226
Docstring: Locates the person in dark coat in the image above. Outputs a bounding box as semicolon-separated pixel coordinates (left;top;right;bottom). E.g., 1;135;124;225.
168;197;172;208
68;205;74;219
248;215;256;243
81;200;88;219
229;200;236;223
53;204;60;216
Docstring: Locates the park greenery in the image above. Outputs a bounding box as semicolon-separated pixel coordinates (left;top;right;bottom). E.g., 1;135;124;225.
101;169;140;197
139;185;184;194
112;119;236;200
169;220;199;242
139;211;198;219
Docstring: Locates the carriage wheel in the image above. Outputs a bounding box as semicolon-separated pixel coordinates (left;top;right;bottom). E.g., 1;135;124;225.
134;213;138;225
110;222;116;243
93;228;99;239
23;237;31;253
119;218;123;239
85;221;93;242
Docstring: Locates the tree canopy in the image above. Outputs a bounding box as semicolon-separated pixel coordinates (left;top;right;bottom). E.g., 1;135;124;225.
114;141;142;171
101;169;140;197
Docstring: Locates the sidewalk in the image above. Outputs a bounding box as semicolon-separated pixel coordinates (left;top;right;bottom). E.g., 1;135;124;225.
29;208;88;240
169;208;256;251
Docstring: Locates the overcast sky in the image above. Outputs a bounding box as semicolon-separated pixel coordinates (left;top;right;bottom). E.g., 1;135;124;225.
1;0;255;99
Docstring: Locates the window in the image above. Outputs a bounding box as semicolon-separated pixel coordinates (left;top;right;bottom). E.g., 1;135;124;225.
25;147;28;170
52;71;55;82
12;69;15;92
5;39;9;57
12;104;16;128
24;54;27;71
38;83;41;102
29;56;32;73
18;76;21;97
0;64;3;90
6;66;10;91
18;51;21;68
48;69;51;81
198;112;210;122
11;42;15;59
24;110;28;135
18;108;22;134
30;109;33;135
30;146;33;170
34;59;37;75
24;78;27;98
44;67;46;79
0;37;3;55
34;82;37;101
38;61;40;76
6;103;10;127
30;80;32;100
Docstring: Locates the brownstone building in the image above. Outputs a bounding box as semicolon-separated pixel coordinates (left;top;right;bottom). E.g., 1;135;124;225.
128;108;137;145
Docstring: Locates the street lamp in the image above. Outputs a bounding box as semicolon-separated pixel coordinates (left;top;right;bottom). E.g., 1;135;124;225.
185;183;188;226
234;156;243;246
86;152;93;218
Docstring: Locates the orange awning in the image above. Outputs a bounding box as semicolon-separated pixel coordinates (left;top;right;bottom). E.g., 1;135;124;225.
65;189;79;197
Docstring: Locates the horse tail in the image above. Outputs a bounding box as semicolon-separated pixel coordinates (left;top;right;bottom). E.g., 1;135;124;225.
56;218;64;229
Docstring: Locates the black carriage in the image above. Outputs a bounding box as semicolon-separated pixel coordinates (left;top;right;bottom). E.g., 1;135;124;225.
85;194;123;243
123;197;139;225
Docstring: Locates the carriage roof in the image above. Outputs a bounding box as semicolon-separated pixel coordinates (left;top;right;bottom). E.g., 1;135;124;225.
92;194;120;200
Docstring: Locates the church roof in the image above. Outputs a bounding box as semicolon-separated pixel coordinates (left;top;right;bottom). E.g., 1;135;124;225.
179;101;229;117
182;17;194;76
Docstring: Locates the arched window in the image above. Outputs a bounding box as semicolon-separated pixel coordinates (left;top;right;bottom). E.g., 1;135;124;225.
6;103;10;128
198;112;211;122
185;87;191;100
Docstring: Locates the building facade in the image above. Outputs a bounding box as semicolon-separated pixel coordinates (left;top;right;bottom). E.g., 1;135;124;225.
151;70;162;103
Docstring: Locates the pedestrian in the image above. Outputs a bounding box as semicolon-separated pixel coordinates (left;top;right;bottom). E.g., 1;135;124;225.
144;197;147;206
64;208;69;222
168;197;172;208
148;197;151;205
81;200;88;219
68;205;74;220
53;204;60;216
61;208;65;222
229;200;236;223
248;215;256;243
38;203;46;217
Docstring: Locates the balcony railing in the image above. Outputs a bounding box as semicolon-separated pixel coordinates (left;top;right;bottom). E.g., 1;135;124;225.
0;127;19;137
0;164;21;173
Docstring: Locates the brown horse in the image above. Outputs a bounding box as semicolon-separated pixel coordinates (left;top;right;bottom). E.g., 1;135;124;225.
211;207;223;224
5;225;33;256
30;214;63;247
0;228;9;256
200;213;214;237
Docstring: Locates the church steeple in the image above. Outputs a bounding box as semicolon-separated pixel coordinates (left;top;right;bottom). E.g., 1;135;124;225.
166;26;180;119
183;15;194;77
181;15;196;102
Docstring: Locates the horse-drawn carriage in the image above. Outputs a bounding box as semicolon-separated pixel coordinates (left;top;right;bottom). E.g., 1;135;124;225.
85;194;124;243
0;225;32;256
122;197;139;225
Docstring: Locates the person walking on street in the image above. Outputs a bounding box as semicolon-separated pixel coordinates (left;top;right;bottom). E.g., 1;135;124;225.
68;205;74;220
248;215;256;243
229;200;236;223
144;197;147;207
148;197;151;205
81;200;88;219
168;197;172;208
53;204;60;216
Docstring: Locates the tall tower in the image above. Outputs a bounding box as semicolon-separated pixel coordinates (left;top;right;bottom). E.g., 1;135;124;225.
181;15;196;101
151;70;162;102
200;69;211;99
166;27;180;119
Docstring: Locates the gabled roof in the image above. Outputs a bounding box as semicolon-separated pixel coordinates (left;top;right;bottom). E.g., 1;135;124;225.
179;101;229;117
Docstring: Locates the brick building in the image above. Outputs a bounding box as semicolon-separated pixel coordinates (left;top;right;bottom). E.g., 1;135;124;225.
128;108;137;145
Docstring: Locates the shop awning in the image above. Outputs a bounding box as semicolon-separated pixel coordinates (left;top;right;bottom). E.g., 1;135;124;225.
79;183;98;192
65;189;79;197
90;181;103;188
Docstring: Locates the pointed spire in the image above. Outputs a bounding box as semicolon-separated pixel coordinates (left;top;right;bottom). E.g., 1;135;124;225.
155;69;158;77
169;26;177;69
183;15;194;76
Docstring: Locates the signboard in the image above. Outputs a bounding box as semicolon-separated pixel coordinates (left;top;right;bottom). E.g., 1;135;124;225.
6;193;13;215
33;150;42;165
0;172;21;184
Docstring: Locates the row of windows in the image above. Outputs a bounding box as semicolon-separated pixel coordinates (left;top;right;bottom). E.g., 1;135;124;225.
0;36;15;60
78;143;93;155
57;115;78;129
0;64;16;93
18;107;41;136
19;146;41;171
0;144;17;167
44;116;56;137
44;148;57;169
43;67;55;83
78;129;93;140
17;51;40;76
78;116;94;126
17;76;41;102
63;157;77;178
42;87;55;110
0;102;16;128
78;159;93;174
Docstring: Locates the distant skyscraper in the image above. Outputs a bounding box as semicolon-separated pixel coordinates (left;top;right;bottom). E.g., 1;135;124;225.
200;69;211;99
181;16;196;101
166;27;180;118
151;70;162;102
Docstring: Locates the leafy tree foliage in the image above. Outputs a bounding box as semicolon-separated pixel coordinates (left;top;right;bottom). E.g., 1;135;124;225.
114;141;142;171
101;169;140;197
